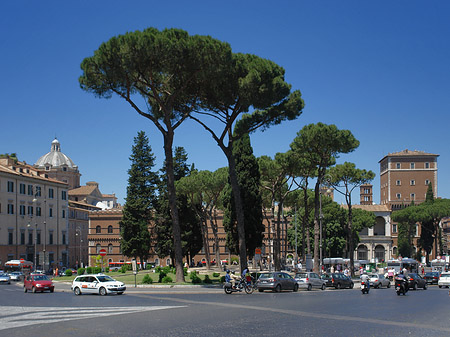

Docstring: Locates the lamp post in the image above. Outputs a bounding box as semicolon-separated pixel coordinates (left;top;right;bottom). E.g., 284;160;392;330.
27;221;37;271
75;227;82;269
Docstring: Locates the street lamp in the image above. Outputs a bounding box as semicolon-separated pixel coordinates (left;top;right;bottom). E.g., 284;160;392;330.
27;221;37;271
76;227;82;269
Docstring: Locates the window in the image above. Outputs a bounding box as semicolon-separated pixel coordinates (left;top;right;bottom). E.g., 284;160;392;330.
49;188;54;199
108;244;113;254
28;232;33;245
7;181;14;192
425;180;430;185
396;180;401;186
392;224;397;233
36;207;41;216
20;232;25;244
62;209;66;218
62;233;66;245
425;162;430;169
410;180;415;186
35;186;41;197
20;205;26;216
28;185;33;195
410;163;415;169
396;193;401;199
49;232;53;245
28;206;33;216
61;191;67;200
96;226;101;234
37;232;41;244
20;183;26;194
8;232;13;245
49;208;53;217
396;163;401;169
108;225;113;234
411;193;415;200
96;244;101;254
8;204;14;214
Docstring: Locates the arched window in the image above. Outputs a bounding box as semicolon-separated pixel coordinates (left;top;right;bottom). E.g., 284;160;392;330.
108;225;113;234
108;243;113;254
357;245;368;260
166;258;171;266
96;226;101;234
155;258;160;266
373;217;386;236
375;245;385;262
96;244;101;254
393;247;398;256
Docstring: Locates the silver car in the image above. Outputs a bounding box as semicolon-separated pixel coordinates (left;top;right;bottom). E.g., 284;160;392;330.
257;272;299;292
0;273;11;284
368;274;391;288
295;272;326;290
8;272;24;281
438;272;450;288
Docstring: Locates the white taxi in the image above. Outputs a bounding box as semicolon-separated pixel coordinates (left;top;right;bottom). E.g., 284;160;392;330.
72;274;126;296
438;272;450;288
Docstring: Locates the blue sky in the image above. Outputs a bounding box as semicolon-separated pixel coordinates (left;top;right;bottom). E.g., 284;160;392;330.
1;1;450;205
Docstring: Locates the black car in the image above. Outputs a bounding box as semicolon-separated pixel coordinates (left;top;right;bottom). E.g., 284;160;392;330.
406;273;427;290
424;272;440;284
321;273;353;289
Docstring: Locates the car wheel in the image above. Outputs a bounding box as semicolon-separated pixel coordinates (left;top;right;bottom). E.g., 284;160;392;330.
293;284;299;292
32;287;37;293
24;286;27;293
258;289;264;292
117;292;123;295
99;287;107;296
423;283;427;290
74;287;81;296
307;284;312;291
274;284;281;293
387;283;391;288
321;284;326;290
412;282;417;290
50;288;54;293
349;283;354;289
439;285;442;288
336;283;341;289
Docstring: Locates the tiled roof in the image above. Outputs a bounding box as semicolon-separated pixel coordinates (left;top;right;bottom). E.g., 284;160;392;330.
379;149;439;162
342;204;390;212
69;185;97;195
0;161;67;186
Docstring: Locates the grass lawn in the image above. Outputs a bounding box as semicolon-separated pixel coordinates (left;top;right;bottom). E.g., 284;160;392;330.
55;269;225;286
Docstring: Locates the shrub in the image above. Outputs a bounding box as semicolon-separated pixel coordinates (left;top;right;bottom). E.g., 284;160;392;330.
231;257;239;265
189;270;202;284
65;269;72;276
162;275;173;283
93;267;101;274
212;272;220;278
184;267;188;276
203;275;212;284
158;270;167;283
155;266;162;273
77;268;85;275
120;265;127;273
220;276;226;283
142;274;153;284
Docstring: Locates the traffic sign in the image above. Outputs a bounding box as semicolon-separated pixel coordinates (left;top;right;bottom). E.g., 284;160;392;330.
99;249;107;257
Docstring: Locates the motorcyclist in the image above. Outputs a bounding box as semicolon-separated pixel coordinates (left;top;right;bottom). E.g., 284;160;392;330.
225;270;232;284
360;270;370;290
230;271;240;288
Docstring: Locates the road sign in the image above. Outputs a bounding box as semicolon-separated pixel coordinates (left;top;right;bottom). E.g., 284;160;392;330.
99;249;107;257
20;258;25;263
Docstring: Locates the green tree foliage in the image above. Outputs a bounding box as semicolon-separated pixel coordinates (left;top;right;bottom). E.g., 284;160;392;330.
327;162;375;275
154;147;202;264
120;131;158;266
222;133;264;258
79;27;232;282
290;123;359;274
190;52;304;272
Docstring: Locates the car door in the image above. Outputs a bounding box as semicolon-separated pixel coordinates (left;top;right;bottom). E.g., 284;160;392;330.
311;273;320;288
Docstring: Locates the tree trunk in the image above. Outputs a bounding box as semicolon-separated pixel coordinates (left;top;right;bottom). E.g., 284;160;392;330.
162;129;185;282
303;186;310;257
200;214;211;269
275;202;283;271
209;208;222;269
313;181;320;274
348;203;355;277
226;149;247;273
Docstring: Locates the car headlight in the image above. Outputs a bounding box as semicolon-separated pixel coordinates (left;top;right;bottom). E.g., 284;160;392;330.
36;283;42;287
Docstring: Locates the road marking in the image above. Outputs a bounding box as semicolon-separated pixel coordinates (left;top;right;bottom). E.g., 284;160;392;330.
0;306;185;331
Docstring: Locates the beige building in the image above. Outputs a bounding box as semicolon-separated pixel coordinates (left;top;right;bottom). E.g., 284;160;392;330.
0;157;69;270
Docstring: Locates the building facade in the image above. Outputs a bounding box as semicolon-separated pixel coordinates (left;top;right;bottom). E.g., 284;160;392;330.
0;157;69;270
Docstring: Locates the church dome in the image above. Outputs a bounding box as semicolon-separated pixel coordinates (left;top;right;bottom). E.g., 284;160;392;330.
35;138;77;169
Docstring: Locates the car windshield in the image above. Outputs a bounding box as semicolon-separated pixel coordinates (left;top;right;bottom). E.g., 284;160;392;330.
34;275;49;281
296;273;308;278
97;275;115;282
259;273;274;279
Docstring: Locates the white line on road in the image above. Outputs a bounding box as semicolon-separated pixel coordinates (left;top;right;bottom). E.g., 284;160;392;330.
0;305;186;331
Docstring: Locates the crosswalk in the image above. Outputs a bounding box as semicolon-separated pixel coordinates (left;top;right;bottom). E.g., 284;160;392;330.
0;305;186;331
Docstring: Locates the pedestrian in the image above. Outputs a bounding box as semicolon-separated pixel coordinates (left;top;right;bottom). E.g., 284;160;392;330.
330;265;335;274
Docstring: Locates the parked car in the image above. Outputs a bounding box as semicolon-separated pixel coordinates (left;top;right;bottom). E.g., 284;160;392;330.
0;273;11;284
256;272;299;292
72;274;126;296
8;271;24;281
295;272;326;290
406;273;427;290
325;273;354;289
368;274;391;288
438;272;450;288
424;272;440;285
24;273;54;293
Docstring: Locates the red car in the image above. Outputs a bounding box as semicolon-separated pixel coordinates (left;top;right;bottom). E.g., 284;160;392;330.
24;273;55;293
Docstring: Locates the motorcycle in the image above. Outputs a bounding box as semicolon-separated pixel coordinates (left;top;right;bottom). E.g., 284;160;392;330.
224;277;253;295
361;281;370;294
395;275;409;296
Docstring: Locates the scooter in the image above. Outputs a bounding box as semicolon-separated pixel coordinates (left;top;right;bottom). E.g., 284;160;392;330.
224;278;253;294
361;281;370;294
395;276;409;296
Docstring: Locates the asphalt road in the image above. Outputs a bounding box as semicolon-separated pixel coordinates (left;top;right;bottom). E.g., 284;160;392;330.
1;280;449;337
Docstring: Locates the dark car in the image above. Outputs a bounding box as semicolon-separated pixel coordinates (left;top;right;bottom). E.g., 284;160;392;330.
321;273;353;289
256;272;299;292
406;273;427;290
424;272;440;285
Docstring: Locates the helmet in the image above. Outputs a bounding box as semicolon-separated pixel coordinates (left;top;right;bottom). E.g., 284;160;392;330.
226;269;230;273
232;271;235;274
